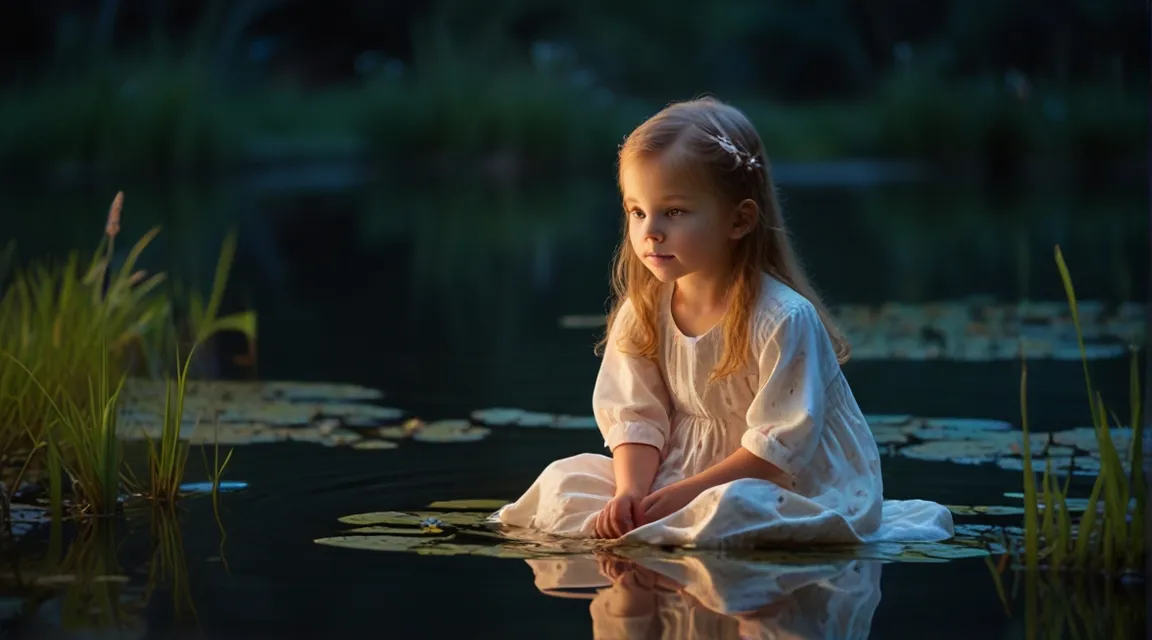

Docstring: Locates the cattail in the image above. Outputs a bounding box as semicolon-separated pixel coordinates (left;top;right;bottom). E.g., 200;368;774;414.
105;191;123;238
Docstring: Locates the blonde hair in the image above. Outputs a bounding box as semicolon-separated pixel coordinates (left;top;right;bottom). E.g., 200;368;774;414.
598;96;850;379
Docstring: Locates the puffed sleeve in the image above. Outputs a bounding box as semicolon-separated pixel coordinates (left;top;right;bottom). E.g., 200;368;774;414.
740;300;838;475
592;299;673;455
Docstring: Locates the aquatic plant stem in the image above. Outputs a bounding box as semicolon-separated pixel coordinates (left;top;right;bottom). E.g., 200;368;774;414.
1019;356;1039;570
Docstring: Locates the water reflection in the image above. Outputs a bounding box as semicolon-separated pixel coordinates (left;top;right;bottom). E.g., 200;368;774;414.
1;503;204;638
529;552;882;639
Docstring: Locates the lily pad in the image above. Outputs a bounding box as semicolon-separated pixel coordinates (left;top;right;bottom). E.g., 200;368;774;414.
283;426;362;446
337;510;493;527
352;440;399;450
470;408;525;426
945;505;1027;516
1028;445;1077;457
317;403;404;421
897;440;1003;463
864;414;913;427
217;403;322;425
426;499;509;510
469;408;556;428
188;425;282;445
555;416;598;430
518;412;557;427
995;456;1104;477
871;426;908;445
317;504;1008;565
343;526;443;535
411;421;491;443
117;377;402;447
1051;427;1139;454
954;523;1025;537
923;418;1013;432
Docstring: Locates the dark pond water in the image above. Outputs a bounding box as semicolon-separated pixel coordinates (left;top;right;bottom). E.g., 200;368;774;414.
1;169;1147;638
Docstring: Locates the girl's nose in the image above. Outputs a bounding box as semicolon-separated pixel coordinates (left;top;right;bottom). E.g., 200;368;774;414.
643;220;664;242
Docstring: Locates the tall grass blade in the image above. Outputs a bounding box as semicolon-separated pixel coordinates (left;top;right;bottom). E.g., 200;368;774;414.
1126;349;1145;570
47;437;63;523
1041;459;1058;563
1054;246;1097;418
1094;393;1127;573
1020;356;1040;570
1074;473;1104;567
982;555;1011;616
196;231;237;344
1056;455;1073;565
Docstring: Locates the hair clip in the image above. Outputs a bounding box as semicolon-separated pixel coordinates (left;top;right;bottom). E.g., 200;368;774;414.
711;133;761;172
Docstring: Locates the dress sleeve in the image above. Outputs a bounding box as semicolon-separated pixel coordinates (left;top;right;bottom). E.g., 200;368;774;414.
740;300;838;476
592;299;673;454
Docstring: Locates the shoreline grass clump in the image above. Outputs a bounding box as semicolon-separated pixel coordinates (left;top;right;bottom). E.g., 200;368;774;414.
0;191;255;519
1015;245;1146;578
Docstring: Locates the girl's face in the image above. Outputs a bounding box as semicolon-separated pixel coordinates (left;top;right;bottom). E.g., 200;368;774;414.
620;154;752;285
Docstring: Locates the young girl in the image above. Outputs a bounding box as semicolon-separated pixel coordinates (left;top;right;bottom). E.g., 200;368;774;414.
491;97;954;548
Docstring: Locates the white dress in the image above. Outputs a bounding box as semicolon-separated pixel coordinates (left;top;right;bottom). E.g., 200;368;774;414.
492;274;954;548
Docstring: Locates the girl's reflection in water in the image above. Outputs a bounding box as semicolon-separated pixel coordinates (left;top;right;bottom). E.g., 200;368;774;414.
527;552;882;639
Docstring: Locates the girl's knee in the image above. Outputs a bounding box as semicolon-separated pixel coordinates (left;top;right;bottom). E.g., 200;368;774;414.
543;452;610;474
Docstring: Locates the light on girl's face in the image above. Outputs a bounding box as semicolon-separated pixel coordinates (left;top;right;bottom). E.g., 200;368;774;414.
619;156;733;284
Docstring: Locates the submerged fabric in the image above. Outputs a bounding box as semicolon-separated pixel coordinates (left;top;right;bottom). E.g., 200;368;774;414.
492;274;954;548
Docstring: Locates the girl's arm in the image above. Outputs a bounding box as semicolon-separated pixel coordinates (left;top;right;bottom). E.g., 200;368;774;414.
593;299;673;486
612;443;661;497
679;448;789;494
738;300;837;481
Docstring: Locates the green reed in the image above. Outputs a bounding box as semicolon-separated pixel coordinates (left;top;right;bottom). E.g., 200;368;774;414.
0;193;166;462
0;192;256;515
2;344;125;516
133;230;253;504
1017;245;1145;576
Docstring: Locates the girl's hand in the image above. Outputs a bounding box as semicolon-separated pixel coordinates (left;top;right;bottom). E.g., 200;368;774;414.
639;478;704;523
594;491;645;538
596;552;682;593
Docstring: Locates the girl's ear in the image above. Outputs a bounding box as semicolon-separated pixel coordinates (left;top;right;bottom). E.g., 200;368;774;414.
729;199;759;240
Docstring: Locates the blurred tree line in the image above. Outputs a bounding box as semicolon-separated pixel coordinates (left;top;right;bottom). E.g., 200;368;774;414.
3;0;1142;97
0;0;1144;178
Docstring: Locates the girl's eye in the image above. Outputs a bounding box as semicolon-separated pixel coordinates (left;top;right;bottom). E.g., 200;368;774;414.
666;208;685;217
628;209;645;219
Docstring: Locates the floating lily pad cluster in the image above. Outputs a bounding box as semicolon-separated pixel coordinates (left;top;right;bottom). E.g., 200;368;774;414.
312;500;1053;564
111;380;1150;480
560;299;1145;362
467;409;1148;479
115;379;494;449
876;415;1147;478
